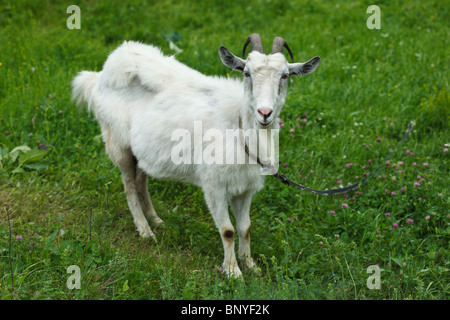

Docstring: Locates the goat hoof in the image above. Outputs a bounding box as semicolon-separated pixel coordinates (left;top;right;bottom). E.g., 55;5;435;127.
222;263;243;279
152;218;165;231
139;226;156;239
244;260;260;275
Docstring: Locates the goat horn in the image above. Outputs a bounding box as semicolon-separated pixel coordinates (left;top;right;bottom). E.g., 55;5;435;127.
242;33;263;58
271;37;294;63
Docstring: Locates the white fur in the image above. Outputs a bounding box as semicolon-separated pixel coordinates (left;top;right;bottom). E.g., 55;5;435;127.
72;40;318;278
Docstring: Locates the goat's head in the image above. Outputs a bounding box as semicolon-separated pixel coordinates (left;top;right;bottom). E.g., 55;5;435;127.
219;33;320;127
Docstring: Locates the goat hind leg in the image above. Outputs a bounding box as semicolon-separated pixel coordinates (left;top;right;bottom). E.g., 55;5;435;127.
102;127;154;238
135;167;164;230
118;151;155;238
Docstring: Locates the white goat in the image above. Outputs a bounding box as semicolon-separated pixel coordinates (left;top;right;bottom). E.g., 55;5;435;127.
72;33;320;277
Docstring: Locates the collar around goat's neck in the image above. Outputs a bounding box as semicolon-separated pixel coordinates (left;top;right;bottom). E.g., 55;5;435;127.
238;115;276;171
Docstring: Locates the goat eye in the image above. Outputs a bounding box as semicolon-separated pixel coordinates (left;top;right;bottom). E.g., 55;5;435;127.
244;72;251;78
281;74;288;80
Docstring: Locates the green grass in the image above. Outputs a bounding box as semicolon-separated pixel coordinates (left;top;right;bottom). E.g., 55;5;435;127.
0;0;448;300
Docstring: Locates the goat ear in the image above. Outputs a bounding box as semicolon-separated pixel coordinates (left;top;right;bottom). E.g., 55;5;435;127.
288;56;321;76
218;46;246;73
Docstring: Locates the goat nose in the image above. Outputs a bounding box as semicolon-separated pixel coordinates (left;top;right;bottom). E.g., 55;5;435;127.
257;107;273;119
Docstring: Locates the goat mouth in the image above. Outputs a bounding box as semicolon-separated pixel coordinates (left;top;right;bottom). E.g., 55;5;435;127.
257;120;273;127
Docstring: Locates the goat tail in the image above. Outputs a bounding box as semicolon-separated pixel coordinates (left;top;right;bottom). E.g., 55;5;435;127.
72;71;100;112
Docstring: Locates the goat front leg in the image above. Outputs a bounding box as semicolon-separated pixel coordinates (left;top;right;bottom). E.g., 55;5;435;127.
231;192;258;273
203;187;242;278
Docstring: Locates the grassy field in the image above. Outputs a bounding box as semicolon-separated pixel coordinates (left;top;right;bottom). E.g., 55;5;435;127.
0;0;448;300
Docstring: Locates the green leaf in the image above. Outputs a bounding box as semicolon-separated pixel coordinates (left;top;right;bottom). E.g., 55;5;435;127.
18;274;28;285
24;162;49;170
19;149;48;164
11;167;25;174
122;280;129;293
391;257;404;267
8;145;31;163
